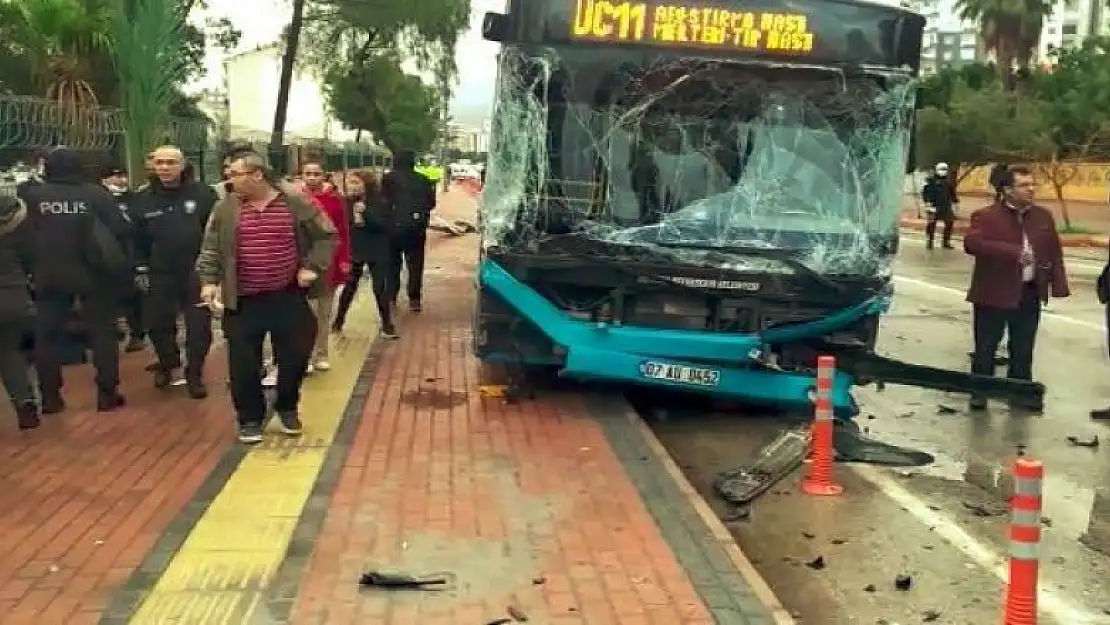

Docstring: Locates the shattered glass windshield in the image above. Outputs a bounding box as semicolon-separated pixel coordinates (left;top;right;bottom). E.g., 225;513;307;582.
482;46;916;278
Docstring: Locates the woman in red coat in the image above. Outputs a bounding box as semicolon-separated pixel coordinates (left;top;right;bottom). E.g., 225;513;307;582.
298;162;351;371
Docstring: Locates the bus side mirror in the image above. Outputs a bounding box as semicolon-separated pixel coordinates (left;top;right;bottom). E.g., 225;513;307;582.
483;12;508;42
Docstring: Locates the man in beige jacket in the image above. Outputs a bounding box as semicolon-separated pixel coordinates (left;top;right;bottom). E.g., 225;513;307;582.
196;150;336;444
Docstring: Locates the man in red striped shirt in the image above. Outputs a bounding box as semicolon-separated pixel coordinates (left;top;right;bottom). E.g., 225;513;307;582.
196;150;336;444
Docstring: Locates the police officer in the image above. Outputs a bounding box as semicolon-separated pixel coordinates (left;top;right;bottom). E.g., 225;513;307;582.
383;150;436;313
131;146;217;398
22;147;132;413
101;165;145;352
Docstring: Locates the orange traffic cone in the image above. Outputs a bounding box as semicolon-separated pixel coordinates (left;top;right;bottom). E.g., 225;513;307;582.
1002;457;1043;624
802;355;843;496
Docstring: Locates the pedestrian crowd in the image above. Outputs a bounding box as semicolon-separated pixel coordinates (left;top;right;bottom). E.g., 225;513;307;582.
0;144;437;443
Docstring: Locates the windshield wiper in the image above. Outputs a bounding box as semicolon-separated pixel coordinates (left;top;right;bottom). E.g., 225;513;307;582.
653;243;846;295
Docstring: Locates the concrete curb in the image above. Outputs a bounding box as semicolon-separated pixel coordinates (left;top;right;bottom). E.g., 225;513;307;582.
625;409;798;625
900;217;1108;248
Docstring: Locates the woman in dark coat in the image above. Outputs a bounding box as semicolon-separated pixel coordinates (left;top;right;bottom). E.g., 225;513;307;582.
332;170;400;338
0;196;40;428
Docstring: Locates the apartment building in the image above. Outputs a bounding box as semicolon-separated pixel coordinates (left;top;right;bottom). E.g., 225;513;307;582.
223;44;359;143
1037;0;1108;59
911;0;985;73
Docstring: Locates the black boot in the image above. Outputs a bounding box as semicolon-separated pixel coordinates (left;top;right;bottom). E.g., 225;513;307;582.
97;390;126;412
153;368;174;389
16;402;40;430
185;374;208;399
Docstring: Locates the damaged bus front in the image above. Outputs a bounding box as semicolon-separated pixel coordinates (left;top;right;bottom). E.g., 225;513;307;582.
475;0;1044;416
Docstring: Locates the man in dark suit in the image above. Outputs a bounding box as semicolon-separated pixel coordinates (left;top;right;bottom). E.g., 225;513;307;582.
964;166;1069;411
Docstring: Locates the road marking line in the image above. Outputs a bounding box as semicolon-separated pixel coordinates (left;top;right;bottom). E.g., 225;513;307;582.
894;276;1104;331
851;464;1110;624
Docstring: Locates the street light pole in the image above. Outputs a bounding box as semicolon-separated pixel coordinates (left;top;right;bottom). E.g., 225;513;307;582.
438;86;451;192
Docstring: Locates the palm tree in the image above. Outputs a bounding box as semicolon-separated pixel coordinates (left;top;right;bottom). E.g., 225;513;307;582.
270;0;307;172
110;0;188;181
955;0;1054;82
0;0;113;106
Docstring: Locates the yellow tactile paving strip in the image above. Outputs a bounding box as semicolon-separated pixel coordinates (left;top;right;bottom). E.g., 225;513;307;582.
127;292;378;624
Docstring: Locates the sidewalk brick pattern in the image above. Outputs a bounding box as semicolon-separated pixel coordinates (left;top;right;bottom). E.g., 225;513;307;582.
289;235;716;624
0;355;233;624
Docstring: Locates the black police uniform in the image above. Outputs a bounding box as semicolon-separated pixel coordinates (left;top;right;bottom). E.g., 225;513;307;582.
131;176;217;395
22;149;132;412
107;185;146;347
382;151;436;311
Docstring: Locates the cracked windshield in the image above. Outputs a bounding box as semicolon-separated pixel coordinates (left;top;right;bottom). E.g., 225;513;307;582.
484;51;916;277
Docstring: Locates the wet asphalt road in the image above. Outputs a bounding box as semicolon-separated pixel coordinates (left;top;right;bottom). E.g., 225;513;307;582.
651;235;1110;624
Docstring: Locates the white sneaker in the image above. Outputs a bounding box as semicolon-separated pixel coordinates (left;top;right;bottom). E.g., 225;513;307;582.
314;359;331;372
261;369;278;388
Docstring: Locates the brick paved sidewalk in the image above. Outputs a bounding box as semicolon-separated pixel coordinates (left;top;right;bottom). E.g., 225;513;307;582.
286;234;783;624
0;352;234;624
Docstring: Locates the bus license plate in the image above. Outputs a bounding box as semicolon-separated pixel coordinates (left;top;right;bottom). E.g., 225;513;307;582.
639;361;721;387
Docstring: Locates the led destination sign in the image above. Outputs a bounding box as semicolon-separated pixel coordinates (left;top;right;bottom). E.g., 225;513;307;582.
571;0;815;55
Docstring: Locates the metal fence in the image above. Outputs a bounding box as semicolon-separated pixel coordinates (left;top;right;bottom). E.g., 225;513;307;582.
0;95;394;192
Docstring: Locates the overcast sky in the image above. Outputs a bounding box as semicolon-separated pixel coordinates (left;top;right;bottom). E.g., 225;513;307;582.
196;0;501;127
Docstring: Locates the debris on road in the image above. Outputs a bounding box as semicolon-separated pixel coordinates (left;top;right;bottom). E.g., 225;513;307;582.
922;608;942;621
358;570;451;589
1067;435;1100;448
937;404;958;414
963;500;1006;517
805;556;826;569
428;215;477;235
714;426;810;505
894;574;913;590
722;505;751;522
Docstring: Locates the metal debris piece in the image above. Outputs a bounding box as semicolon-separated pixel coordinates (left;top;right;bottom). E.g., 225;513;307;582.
894;574;913;591
1067;435;1100;448
805;556;826;570
863;584;876;592
714;426;810;505
963;500;1006;517
937;404;958;414
358;570;450;589
721;506;751;522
